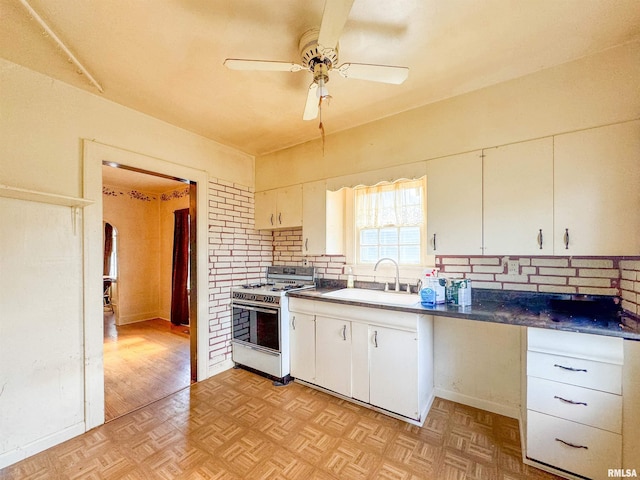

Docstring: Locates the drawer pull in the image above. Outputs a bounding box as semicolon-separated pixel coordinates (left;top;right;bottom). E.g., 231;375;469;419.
555;438;588;450
554;363;587;373
554;395;587;406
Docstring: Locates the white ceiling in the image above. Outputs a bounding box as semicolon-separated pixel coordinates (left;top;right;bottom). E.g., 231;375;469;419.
102;164;188;194
2;0;640;158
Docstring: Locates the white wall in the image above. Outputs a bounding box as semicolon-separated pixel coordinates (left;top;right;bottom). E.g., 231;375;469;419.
255;41;640;190
0;59;253;468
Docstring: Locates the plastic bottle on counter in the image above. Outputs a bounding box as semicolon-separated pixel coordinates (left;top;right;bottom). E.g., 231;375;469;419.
346;266;355;288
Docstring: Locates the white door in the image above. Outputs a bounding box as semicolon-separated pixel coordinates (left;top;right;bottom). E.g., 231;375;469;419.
289;312;316;383
554;120;640;255
483;138;554;255
315;316;352;396
426;151;483;255
369;325;419;419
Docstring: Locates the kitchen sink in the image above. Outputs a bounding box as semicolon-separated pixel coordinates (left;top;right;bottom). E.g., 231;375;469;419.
323;288;421;306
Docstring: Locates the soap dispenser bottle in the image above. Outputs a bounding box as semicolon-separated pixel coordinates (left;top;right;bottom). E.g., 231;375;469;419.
347;266;355;288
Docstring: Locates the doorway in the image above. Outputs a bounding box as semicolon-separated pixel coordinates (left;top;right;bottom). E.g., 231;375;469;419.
101;163;197;420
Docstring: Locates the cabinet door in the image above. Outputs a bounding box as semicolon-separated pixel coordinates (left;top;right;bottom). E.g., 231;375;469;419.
427;151;483;255
275;185;302;229
290;312;315;383
369;326;419;419
554;120;640;255
315;316;352;397
483;138;554;255
302;181;344;255
254;190;277;230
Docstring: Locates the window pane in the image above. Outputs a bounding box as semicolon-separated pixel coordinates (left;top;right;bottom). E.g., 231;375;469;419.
360;229;379;245
379;227;398;245
360;246;379;263
399;245;421;264
399;226;420;244
380;246;398;260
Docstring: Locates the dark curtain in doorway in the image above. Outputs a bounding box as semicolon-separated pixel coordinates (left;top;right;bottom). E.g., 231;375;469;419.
171;208;190;325
104;223;113;276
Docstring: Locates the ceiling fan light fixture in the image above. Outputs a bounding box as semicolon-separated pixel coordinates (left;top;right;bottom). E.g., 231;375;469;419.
316;78;329;98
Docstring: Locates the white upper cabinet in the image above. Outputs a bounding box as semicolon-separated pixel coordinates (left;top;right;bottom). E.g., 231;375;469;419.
302;180;344;255
254;185;303;230
427;151;483;255
483;138;554;255
553;120;640;256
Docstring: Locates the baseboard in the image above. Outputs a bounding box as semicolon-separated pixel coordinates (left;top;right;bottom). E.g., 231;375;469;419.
117;313;162;325
0;422;85;470
434;387;520;419
207;358;235;378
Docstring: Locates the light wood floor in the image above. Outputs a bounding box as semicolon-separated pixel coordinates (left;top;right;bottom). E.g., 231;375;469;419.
1;368;563;480
103;313;191;421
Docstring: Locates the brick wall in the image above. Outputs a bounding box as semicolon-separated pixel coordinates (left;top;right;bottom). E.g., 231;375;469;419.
273;229;346;279
271;227;640;316
436;256;620;296
620;260;640;315
207;179;272;368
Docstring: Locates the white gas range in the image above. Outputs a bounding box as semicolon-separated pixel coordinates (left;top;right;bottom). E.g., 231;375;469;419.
231;265;315;385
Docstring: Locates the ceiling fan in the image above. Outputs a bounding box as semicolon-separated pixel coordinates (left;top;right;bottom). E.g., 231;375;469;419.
223;0;409;121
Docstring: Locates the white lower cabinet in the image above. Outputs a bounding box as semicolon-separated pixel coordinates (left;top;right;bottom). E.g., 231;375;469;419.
288;297;434;424
369;325;419;419
289;312;316;383
526;327;624;479
527;410;621;480
315;316;352;397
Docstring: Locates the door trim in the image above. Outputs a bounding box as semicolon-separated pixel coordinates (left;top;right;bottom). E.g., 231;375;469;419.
82;140;209;429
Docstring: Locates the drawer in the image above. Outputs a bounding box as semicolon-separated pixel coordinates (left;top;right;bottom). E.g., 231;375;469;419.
528;327;623;364
527;410;621;480
527;351;622;394
527;376;622;433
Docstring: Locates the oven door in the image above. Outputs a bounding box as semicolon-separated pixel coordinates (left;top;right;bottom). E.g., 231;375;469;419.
232;302;280;353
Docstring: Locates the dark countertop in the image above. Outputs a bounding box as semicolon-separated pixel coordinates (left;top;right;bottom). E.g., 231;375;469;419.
287;286;640;341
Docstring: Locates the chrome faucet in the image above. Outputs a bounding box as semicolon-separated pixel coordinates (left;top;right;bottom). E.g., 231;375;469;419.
374;258;400;292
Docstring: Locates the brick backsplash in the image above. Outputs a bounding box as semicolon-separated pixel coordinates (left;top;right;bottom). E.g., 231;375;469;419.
207;179;273;368
272;229;346;279
620;260;640;315
436;256;621;296
271;227;640;316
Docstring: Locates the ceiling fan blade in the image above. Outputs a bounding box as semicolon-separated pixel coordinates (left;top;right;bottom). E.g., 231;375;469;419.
223;59;304;72
337;63;409;84
318;0;355;50
303;83;319;121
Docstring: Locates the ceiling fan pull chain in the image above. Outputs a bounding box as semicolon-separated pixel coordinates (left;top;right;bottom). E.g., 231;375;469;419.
318;96;325;155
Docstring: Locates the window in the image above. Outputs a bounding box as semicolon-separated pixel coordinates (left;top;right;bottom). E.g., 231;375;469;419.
354;178;426;265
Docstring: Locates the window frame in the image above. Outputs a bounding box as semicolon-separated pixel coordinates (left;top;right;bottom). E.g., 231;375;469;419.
348;176;428;267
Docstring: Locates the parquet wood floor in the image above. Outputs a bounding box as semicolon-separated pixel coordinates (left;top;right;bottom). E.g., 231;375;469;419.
1;368;563;480
103;313;191;421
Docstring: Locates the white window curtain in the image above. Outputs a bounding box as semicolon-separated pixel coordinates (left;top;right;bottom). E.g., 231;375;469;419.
355;178;424;228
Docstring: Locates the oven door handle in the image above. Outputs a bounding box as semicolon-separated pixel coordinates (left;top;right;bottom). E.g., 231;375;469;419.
233;304;279;315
